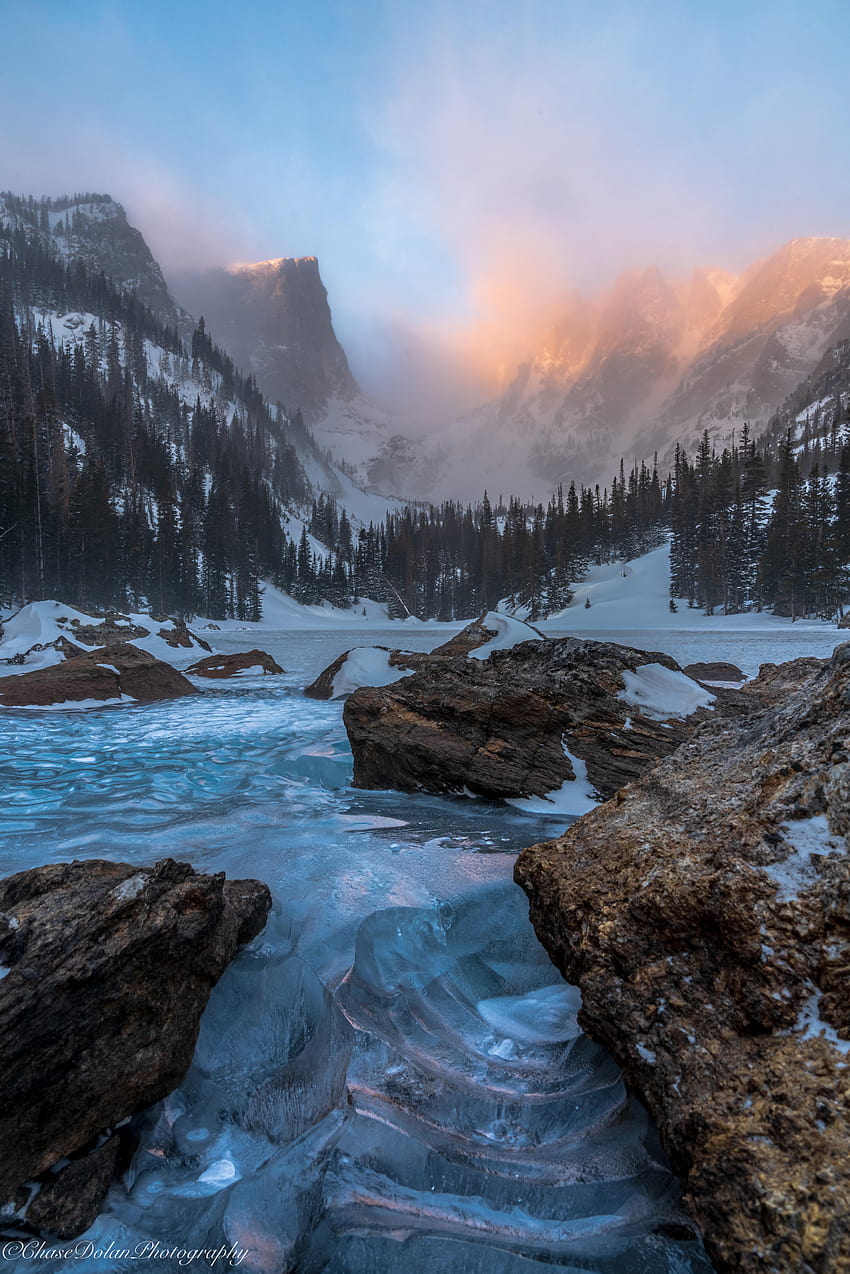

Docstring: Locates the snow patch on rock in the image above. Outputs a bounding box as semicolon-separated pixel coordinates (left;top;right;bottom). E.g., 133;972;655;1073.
618;663;715;721
468;612;544;660
330;648;414;699
506;742;600;817
764;814;843;902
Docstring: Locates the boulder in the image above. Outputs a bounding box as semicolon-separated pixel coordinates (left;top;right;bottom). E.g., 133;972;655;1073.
0;857;271;1237
344;637;724;802
186;649;284;678
683;660;746;684
305;646;429;700
0;643;196;708
305;612;544;700
155;617;212;651
515;644;850;1274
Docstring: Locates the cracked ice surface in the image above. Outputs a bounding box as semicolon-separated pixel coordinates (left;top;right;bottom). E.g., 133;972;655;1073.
0;628;712;1273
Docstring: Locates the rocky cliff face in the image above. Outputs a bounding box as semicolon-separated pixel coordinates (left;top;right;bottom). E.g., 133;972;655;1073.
0;858;270;1237
174;256;357;416
515;644;850;1274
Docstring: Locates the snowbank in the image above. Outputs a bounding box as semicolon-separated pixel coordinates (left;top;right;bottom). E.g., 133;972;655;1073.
468;612;544;660
543;542;845;634
618;663;716;721
330;648;415;699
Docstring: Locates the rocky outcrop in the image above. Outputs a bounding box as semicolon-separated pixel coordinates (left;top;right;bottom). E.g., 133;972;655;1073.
515;643;850;1274
0;602;211;670
0;643;196;708
0;858;271;1237
304;613;542;700
344;637;721;801
186;649;284;677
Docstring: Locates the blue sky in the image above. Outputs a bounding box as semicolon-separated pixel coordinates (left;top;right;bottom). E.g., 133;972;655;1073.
3;0;850;403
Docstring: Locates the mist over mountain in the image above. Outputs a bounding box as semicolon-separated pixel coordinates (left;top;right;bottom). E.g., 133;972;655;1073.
418;237;850;499
172;258;357;416
169;232;850;503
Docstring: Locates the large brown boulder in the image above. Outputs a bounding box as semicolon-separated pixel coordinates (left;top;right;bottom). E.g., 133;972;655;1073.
0;643;196;708
0;858;271;1237
515;643;850;1274
186;649;284;678
343;637;723;802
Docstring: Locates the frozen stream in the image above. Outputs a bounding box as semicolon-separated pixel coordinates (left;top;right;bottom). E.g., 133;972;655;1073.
1;623;843;1273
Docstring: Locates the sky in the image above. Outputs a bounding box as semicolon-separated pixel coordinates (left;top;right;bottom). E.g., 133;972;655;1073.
3;0;850;412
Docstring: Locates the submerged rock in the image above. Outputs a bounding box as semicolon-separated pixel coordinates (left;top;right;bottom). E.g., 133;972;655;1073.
0;642;196;708
515;643;850;1274
344;636;722;802
0;857;271;1237
186;649;284;678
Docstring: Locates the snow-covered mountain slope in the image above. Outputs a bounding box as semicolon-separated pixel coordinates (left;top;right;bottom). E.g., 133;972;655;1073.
0;191;182;325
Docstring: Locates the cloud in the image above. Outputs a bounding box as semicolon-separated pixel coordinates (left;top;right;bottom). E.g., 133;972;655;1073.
348;1;850;414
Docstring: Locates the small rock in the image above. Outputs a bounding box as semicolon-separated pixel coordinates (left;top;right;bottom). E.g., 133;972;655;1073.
186;649;284;678
683;660;746;684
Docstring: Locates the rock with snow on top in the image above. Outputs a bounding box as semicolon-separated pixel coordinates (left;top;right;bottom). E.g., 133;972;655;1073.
186;649;284;678
304;611;542;700
0;643;196;708
343;636;727;805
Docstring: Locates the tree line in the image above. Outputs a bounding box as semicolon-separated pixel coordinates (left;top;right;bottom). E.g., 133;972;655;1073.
1;195;849;623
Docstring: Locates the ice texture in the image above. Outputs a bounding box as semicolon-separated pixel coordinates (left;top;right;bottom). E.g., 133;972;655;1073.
0;626;718;1273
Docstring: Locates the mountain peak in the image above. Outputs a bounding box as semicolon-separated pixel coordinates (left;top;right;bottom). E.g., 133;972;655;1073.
174;253;356;414
0;190;176;320
227;255;320;274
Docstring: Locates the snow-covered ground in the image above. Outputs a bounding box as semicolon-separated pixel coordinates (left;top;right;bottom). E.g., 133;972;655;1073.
0;600;211;678
544;543;845;634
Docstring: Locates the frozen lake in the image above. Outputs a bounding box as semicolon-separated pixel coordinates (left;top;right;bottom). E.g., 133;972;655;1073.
1;621;844;1272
